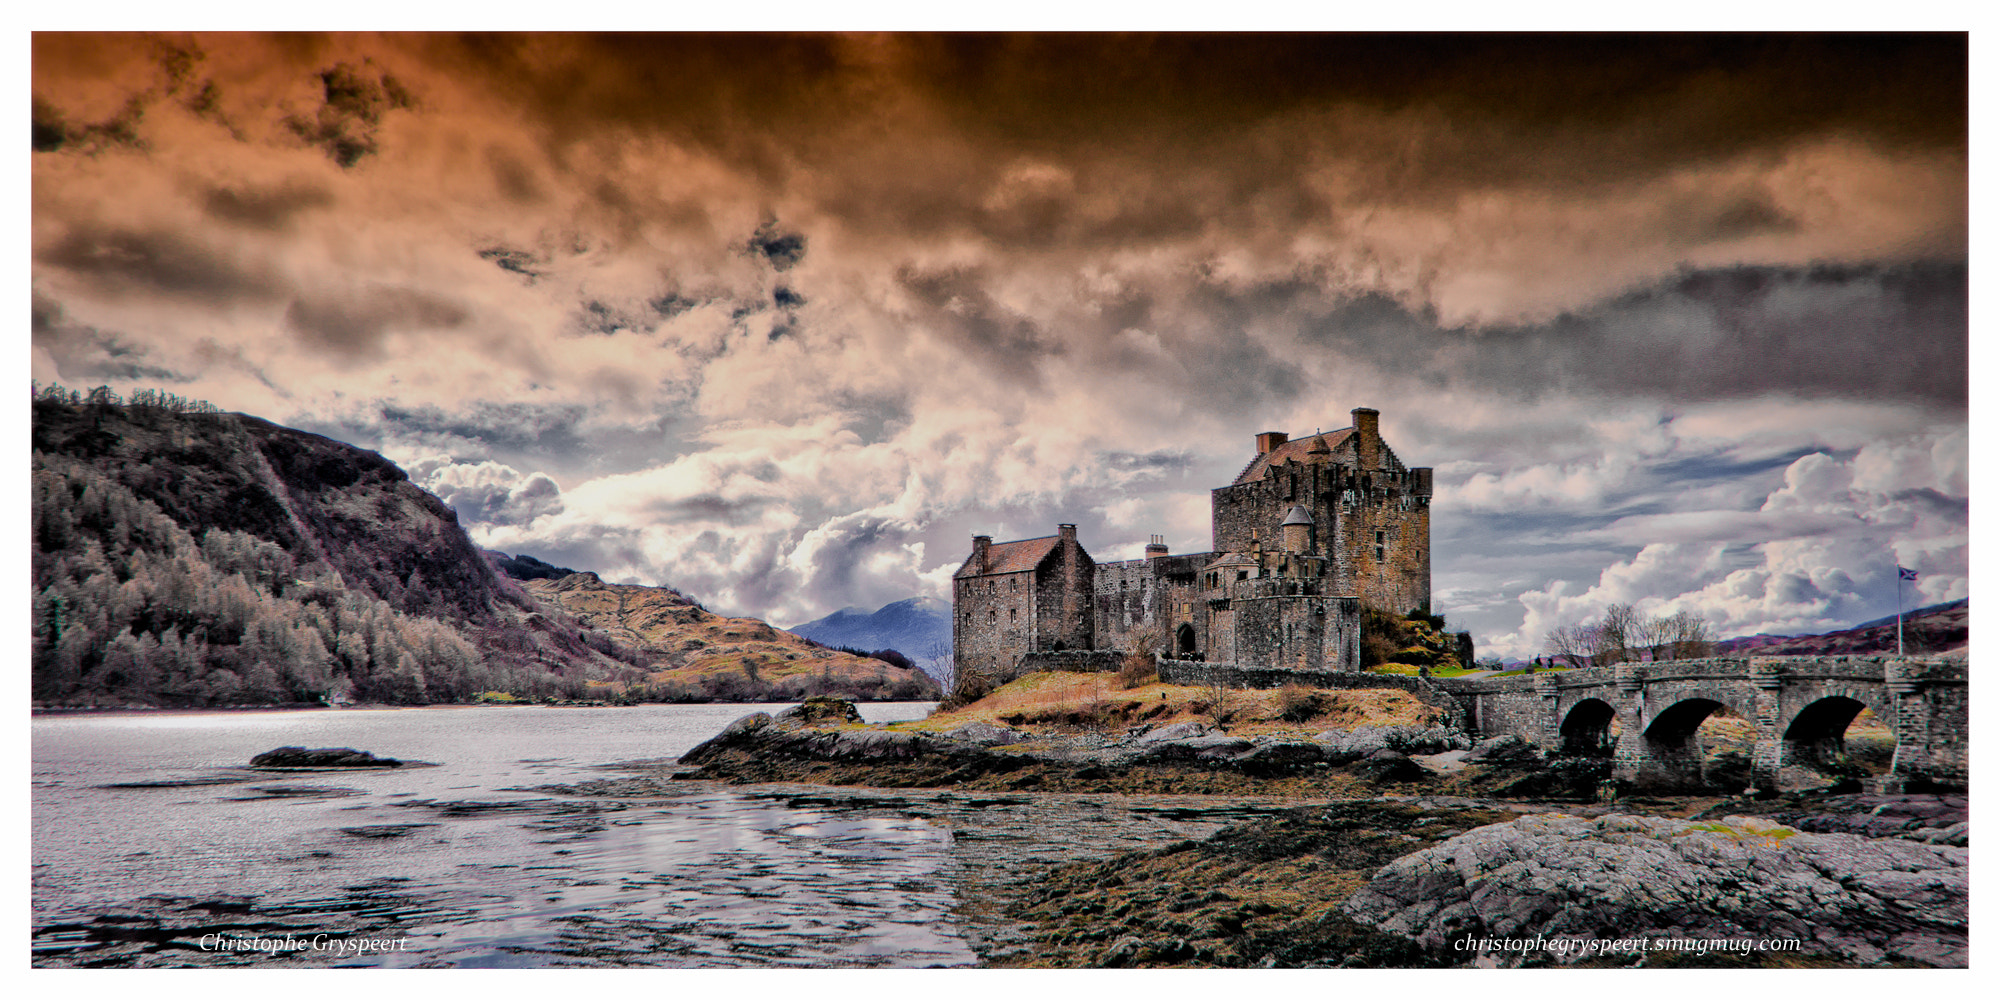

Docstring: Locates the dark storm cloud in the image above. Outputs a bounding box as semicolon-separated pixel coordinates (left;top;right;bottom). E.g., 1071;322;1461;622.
32;291;190;384
368;400;594;458
477;246;546;281
432;34;1962;174
1516;262;1967;406
201;177;336;231
37;224;288;304
1280;261;1966;408
747;220;807;271
31;93;147;153
485;144;547;205
646;494;779;527
283;62;417;168
895;265;1058;386
283;286;469;357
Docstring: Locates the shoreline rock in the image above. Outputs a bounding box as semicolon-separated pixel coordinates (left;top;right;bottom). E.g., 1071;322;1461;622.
248;746;404;768
1342;812;1968;967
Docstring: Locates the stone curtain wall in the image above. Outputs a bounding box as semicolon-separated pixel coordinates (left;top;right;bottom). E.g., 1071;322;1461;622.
1013;650;1125;679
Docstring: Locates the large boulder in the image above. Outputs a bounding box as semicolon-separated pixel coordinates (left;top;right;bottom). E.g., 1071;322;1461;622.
1133;733;1253;763
678;711;773;763
774;696;863;730
1317;725;1469;762
946;721;1028;746
1344;748;1429;784
249;747;402;768
1136;721;1209;743
1343;813;1967;967
1460;734;1536;765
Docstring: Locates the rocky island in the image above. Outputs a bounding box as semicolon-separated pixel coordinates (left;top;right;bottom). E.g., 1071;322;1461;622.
656;663;1969;969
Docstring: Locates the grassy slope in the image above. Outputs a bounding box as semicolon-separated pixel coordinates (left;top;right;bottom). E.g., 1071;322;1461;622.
895;671;1445;739
525;573;940;697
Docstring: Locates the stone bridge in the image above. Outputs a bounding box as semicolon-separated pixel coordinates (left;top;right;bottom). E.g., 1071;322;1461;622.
1435;656;1967;791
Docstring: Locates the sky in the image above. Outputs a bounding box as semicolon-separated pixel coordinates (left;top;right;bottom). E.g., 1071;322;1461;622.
29;32;1969;658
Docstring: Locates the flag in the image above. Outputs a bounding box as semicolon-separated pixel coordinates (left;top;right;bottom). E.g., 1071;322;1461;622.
1898;566;1919;582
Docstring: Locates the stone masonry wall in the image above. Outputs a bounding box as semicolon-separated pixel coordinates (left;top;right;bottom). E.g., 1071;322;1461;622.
1093;554;1209;658
952;569;1039;681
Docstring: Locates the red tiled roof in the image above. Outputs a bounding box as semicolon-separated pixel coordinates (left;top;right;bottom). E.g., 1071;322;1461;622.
1232;428;1355;485
955;535;1060;578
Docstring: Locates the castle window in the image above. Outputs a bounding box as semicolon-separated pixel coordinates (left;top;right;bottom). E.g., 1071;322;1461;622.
1010;608;1016;622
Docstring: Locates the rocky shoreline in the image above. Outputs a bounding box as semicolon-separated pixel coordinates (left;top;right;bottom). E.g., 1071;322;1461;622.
677;698;1608;799
651;697;1970;968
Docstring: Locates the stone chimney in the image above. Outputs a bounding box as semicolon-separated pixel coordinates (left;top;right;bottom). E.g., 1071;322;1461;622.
1145;534;1168;559
1058;523;1077;544
1352;407;1380;468
973;534;991;572
1255;431;1289;455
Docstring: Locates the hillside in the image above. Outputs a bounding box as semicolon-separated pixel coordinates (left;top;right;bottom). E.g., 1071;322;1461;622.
29;385;937;708
31;387;642;707
525;573;940;701
1713;599;1967;657
787;596;951;676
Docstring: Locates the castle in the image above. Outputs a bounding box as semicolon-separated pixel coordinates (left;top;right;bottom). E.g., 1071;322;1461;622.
952;408;1432;682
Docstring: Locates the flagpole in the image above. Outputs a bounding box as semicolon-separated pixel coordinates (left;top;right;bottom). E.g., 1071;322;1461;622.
1897;566;1905;658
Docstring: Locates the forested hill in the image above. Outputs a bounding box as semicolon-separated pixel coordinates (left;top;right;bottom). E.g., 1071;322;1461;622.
31;387;645;707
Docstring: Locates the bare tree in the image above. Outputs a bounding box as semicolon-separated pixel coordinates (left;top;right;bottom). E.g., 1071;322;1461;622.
1543;622;1597;669
1654;610;1716;660
922;639;954;689
1596;603;1643;664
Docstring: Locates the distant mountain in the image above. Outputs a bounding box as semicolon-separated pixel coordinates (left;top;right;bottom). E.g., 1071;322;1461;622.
788;597;951;676
1713;599;1967;658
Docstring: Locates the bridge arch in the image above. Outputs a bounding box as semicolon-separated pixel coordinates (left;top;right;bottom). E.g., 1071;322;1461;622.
1781;695;1870;770
1559;698;1617;757
1631;696;1730;790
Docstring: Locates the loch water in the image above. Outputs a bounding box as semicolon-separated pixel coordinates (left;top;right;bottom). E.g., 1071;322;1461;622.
32;702;975;968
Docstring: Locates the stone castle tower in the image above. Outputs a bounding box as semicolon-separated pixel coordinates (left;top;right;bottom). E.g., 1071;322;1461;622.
953;408;1432;682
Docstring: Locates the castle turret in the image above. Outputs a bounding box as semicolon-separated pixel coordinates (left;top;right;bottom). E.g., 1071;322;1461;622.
1281;505;1312;554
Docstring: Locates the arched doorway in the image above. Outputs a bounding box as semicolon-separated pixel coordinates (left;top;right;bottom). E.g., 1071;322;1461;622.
1176;623;1197;659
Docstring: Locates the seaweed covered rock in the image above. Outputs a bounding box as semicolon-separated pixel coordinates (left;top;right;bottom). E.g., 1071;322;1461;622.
774;696;863;730
249;746;402;768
